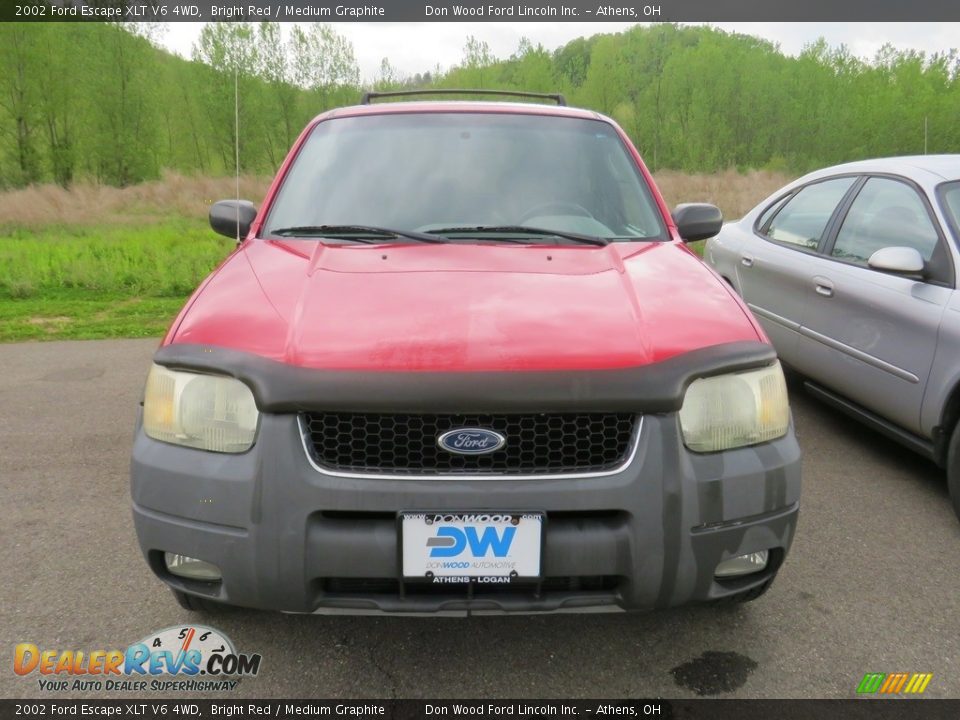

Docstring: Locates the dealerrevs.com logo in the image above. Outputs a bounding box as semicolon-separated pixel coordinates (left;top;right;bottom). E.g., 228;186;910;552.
13;625;261;692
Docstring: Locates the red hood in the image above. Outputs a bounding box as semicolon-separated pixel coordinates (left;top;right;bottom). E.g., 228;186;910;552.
168;240;763;371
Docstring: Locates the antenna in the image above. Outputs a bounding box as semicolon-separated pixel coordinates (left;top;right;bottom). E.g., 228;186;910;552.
234;65;241;244
924;116;928;155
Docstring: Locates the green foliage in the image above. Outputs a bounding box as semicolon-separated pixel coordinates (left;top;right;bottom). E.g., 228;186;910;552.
1;21;959;185
0;22;362;188
436;25;960;172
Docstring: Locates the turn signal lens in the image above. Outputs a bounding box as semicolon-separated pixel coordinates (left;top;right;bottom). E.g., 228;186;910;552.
143;364;258;453
679;361;789;452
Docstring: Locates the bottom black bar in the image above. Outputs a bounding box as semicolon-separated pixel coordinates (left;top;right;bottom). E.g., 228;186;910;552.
1;699;959;720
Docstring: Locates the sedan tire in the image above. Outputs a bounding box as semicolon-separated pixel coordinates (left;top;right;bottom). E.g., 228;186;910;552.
948;422;960;522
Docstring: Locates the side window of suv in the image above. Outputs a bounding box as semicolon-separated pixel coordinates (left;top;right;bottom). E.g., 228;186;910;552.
761;177;856;249
832;177;940;265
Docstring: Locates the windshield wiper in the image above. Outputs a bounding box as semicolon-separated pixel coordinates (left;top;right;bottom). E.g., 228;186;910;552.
424;225;609;247
269;225;448;243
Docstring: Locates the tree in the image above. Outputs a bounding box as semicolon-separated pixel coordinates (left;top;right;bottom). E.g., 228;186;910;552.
36;24;81;186
257;22;298;161
88;23;160;185
506;38;555;93
0;24;42;185
375;57;401;91
288;24;360;111
460;36;495;88
193;22;261;172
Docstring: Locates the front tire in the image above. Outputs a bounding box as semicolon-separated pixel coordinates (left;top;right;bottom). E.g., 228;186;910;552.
947;423;960;523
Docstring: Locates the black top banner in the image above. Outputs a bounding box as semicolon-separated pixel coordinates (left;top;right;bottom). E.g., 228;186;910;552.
3;0;960;21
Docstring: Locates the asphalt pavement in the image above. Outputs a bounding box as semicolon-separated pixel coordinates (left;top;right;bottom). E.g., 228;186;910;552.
1;338;959;699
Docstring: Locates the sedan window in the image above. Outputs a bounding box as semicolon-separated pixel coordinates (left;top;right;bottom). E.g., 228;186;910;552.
763;177;856;249
939;181;960;239
832;178;940;265
756;193;791;231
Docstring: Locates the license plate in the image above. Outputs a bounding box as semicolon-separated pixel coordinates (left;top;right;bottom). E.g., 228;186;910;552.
400;512;543;580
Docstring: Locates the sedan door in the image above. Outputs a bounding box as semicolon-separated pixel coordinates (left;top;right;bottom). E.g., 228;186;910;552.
794;176;953;436
735;176;859;363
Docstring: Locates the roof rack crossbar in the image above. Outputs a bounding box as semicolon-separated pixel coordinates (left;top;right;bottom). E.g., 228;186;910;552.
360;89;567;106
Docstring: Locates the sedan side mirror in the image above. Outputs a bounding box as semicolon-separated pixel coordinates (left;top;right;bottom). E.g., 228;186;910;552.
867;246;925;276
209;200;257;240
672;203;723;242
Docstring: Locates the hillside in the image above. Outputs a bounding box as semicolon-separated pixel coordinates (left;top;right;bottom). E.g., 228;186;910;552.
1;22;958;190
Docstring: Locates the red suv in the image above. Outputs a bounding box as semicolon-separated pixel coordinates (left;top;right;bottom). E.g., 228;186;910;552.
131;91;801;614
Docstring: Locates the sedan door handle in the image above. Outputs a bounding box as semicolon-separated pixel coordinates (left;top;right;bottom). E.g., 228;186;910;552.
813;276;834;298
740;254;754;268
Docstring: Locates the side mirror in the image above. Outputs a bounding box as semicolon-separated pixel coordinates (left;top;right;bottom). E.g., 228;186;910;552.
867;246;925;275
209;200;257;240
672;203;723;242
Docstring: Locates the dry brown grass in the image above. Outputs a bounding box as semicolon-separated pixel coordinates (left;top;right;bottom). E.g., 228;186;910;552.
0;169;795;229
653;168;794;221
0;171;273;228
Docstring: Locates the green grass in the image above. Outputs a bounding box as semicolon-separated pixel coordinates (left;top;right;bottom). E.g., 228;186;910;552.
0;219;234;342
0;291;188;342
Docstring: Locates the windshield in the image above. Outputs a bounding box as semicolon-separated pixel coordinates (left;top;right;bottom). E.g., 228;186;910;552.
263;112;667;242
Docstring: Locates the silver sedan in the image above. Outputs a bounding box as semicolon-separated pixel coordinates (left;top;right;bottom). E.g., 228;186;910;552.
705;155;960;521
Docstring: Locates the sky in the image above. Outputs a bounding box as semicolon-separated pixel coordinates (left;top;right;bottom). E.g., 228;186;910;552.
155;22;960;82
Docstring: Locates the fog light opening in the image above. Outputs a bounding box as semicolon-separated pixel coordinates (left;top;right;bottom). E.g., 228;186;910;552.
164;553;222;581
715;550;769;578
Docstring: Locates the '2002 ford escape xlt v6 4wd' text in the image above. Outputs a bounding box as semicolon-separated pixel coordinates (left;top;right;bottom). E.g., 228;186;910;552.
130;90;801;615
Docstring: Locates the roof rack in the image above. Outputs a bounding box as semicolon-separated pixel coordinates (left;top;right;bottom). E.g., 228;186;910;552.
360;89;567;107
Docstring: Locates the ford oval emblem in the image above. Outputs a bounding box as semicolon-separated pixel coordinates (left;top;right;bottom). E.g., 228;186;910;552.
437;428;506;455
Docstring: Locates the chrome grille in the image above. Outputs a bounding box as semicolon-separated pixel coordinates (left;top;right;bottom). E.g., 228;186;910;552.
301;412;637;476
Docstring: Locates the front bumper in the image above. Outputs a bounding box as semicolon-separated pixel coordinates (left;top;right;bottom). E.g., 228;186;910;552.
131;409;801;615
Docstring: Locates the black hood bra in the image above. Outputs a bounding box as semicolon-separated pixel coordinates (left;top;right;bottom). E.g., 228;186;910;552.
153;340;777;414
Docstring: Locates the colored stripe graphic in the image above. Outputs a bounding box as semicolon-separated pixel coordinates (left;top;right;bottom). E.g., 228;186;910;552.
904;674;933;694
880;673;907;694
857;673;885;694
857;673;932;695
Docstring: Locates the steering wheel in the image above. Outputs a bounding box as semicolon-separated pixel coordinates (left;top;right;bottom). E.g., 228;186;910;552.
518;201;594;223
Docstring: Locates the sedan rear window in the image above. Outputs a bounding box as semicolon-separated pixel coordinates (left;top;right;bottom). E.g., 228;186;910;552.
762;177;856;249
263;113;667;242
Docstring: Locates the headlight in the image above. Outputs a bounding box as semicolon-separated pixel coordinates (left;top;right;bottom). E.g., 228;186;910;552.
679;361;789;452
142;364;259;453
